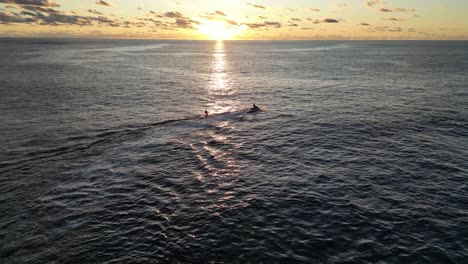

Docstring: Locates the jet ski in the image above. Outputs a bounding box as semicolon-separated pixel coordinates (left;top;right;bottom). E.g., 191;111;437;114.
248;106;260;113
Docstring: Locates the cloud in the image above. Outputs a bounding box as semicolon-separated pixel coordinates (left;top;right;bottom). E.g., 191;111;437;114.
244;21;281;29
322;18;339;23
21;5;61;14
379;7;416;13
0;4;207;31
307;8;320;12
393;8;415;12
308;18;340;24
388;27;402;32
0;0;59;7
374;26;403;32
95;0;112;7
363;0;386;8
172;18;201;29
160;11;185;19
379;8;392;12
150;11;203;30
205;10;227;17
0;6;139;28
246;3;265;9
0;10;34;23
88;9;103;15
201;10;238;26
361;23;371;26
201;15;238;26
214;10;226;16
382;17;404;21
225;19;238;26
290;17;301;22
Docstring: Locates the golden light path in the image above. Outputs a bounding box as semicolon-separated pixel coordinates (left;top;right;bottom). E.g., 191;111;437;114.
206;40;240;114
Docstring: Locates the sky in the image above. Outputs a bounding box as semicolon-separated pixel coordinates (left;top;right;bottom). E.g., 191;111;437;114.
0;0;467;40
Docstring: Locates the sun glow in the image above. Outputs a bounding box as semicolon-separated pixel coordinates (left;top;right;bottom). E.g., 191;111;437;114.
198;20;234;40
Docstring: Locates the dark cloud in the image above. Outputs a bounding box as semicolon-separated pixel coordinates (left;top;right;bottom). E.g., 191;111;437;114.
322;18;339;23
0;10;34;23
244;21;281;29
161;11;185;19
263;21;281;28
290;17;301;22
38;13;92;26
172;18;201;29
21;5;61;14
288;23;299;27
0;7;138;28
246;3;265;9
379;8;392;12
309;18;340;24
363;0;385;8
88;9;103;15
301;27;313;30
0;3;207;31
0;0;59;7
308;8;320;12
361;23;370;26
382;17;404;21
149;11;202;30
379;7;415;12
95;0;112;7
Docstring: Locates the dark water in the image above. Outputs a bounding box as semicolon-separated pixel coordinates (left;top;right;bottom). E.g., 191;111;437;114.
0;38;467;263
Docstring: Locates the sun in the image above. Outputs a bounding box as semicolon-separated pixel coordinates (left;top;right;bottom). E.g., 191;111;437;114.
198;20;234;40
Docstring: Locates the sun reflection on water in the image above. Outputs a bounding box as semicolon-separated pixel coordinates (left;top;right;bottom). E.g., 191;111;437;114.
206;40;239;114
198;41;256;215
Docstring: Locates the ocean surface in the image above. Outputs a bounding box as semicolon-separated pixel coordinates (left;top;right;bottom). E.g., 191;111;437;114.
0;38;467;263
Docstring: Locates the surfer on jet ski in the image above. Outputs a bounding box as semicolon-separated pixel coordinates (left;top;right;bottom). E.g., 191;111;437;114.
248;104;260;113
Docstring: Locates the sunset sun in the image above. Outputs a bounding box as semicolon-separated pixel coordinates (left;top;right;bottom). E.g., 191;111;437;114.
198;20;233;40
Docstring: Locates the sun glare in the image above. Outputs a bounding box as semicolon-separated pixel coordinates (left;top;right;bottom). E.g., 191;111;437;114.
198;20;233;40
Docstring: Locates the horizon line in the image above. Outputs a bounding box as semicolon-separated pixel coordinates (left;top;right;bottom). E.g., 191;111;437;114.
1;36;468;42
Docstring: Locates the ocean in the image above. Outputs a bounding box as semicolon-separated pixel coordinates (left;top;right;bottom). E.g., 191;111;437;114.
0;38;467;263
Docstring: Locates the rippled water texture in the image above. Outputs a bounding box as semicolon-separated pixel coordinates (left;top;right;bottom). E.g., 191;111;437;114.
1;39;467;263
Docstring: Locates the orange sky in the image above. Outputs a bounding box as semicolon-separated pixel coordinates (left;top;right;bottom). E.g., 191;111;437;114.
0;0;467;39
